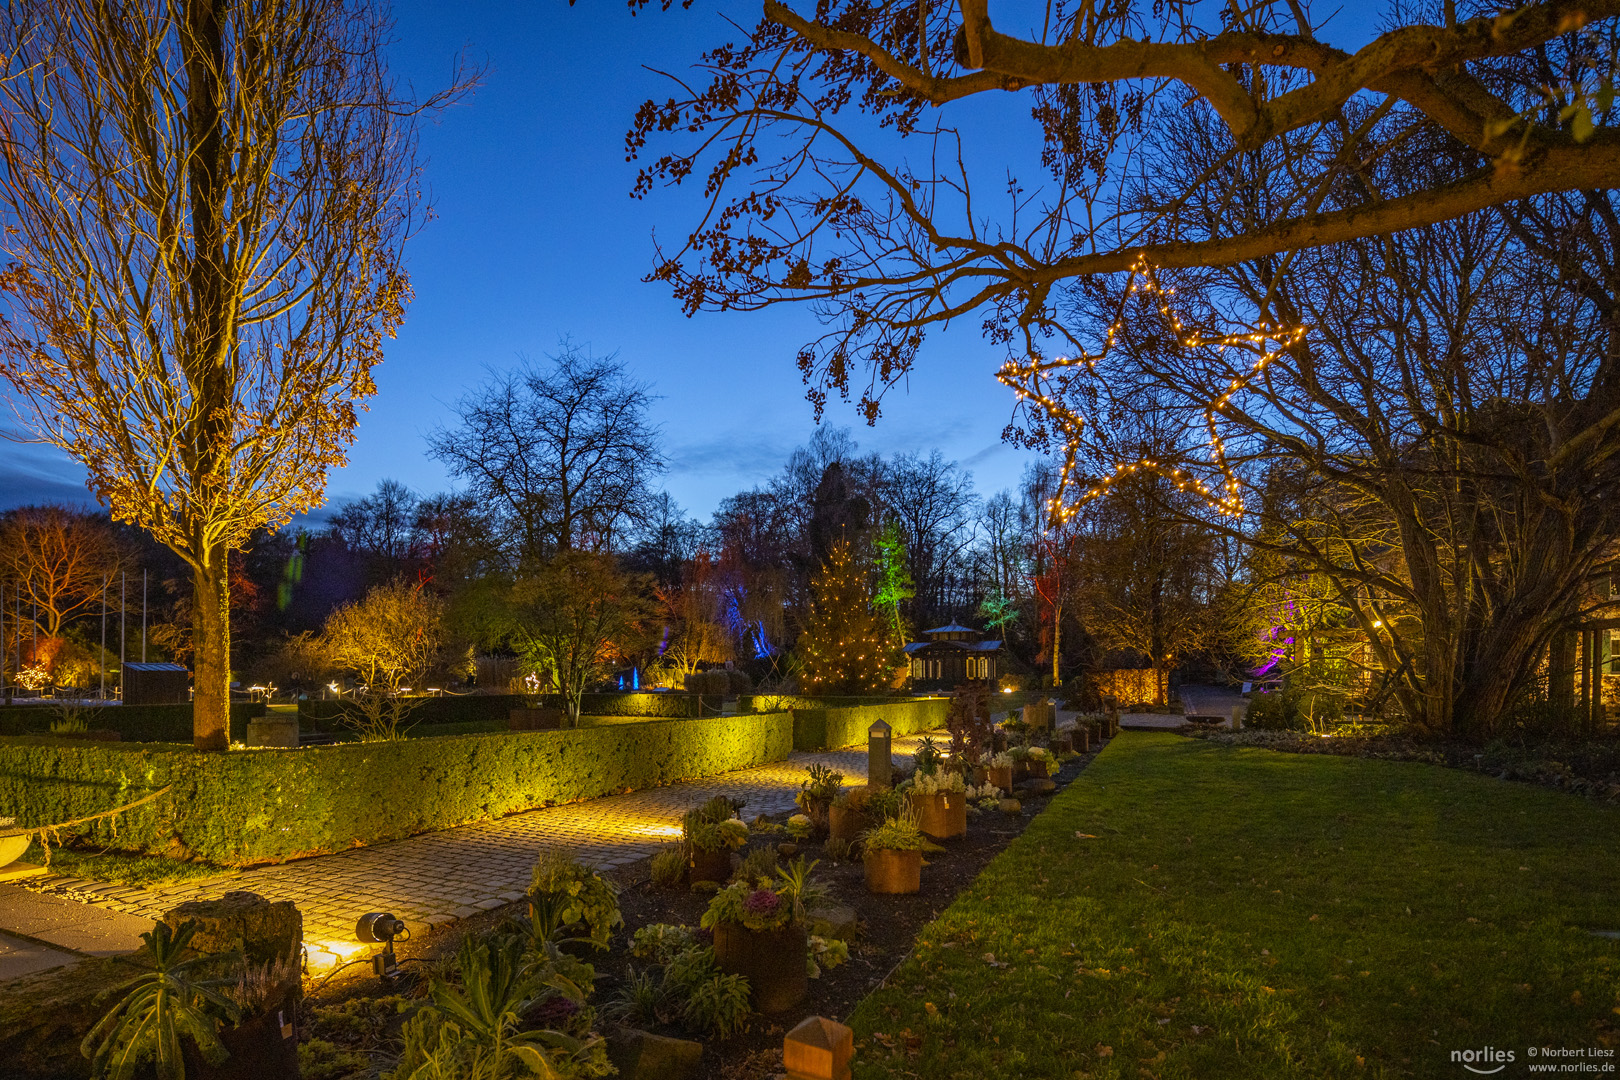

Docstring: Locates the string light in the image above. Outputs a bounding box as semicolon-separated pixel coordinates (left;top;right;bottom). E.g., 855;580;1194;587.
995;255;1308;523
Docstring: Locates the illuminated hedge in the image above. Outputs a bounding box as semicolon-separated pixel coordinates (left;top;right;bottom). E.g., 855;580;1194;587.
788;698;950;751
0;712;794;866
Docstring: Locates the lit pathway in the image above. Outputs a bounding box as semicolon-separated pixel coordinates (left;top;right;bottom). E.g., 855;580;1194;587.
15;733;945;968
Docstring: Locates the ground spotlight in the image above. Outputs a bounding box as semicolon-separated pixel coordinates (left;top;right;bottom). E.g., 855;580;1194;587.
355;911;408;980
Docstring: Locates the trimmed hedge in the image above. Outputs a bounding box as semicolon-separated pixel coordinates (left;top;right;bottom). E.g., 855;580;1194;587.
0;712;795;866
550;692;714;718
298;694;526;730
0;702;264;744
788;697;950;751
739;694;911;714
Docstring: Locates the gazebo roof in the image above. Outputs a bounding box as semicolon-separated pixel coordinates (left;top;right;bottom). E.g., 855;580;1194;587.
923;621;979;635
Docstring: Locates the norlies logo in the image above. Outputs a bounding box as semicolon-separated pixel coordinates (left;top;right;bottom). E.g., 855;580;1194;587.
1453;1046;1516;1074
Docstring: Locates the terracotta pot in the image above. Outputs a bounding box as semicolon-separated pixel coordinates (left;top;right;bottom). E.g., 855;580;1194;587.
1028;759;1050;779
1012;760;1030;783
828;803;870;845
688;847;732;884
863;848;922;895
970;766;987;787
713;921;808;1013
907;791;966;840
986;766;1013;791
186;988;299;1080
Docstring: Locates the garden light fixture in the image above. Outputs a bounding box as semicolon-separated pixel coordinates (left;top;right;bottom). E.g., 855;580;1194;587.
355;911;407;981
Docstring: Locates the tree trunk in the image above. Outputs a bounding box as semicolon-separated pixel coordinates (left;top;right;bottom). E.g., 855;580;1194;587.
192;550;231;751
1050;599;1062;688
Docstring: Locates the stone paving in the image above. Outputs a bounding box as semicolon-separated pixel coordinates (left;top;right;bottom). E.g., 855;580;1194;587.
12;734;946;969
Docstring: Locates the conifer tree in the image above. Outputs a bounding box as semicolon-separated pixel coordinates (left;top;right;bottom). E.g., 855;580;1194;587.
797;536;894;695
872;519;914;649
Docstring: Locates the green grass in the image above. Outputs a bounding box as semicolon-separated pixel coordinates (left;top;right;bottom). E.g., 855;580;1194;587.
23;840;234;888
848;733;1620;1079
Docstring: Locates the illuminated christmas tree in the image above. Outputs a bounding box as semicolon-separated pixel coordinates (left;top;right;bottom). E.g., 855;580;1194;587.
798;536;895;694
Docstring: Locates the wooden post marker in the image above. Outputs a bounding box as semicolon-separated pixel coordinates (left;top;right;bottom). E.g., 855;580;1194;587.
785;1016;854;1080
867;719;892;789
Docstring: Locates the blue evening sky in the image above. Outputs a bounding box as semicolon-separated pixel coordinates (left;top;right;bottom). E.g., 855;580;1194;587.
0;1;1382;521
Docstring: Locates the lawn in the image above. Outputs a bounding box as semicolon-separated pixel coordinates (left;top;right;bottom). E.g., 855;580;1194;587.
847;732;1620;1079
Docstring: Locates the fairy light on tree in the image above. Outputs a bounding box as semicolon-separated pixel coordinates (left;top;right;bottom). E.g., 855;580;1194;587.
797;536;895;695
997;257;1308;525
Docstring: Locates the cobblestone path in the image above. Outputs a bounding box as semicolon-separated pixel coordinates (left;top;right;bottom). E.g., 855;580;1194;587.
21;734;941;967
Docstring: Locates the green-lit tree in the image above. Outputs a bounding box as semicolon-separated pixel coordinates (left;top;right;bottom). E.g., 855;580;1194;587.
872;519;914;649
797;537;894;695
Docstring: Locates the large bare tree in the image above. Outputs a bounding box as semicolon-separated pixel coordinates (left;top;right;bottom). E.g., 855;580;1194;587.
0;0;464;748
630;0;1620;421
0;505;128;637
428;343;665;563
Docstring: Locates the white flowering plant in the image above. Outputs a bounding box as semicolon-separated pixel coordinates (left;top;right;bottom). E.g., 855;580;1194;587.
909;769;966;796
986;751;1015;770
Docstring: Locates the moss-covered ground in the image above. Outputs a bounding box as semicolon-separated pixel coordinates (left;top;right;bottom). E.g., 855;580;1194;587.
848;732;1620;1079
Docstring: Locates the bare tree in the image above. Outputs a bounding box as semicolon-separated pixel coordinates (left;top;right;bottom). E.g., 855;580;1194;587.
0;506;128;637
328;479;422;566
428;343;664;563
0;0;467;749
630;1;1620;424
882;450;980;624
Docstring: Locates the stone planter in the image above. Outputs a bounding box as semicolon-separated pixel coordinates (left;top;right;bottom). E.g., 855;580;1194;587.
828;803;870;845
688;847;732;885
186;985;300;1079
907;791;966;840
508;708;564;731
713;921;808;1014
985;766;1013;792
245;716;298;748
863;848;922;895
0;831;30;871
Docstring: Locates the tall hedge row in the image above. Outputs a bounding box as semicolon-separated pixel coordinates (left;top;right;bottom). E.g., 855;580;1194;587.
0;702;264;743
0;712;794;866
298;694;526;729
789;697;951;750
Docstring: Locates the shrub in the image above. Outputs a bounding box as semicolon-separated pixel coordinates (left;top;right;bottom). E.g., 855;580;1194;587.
732;846;778;885
650;847;686;888
682;796;748;855
529;849;621;948
683;973;751;1038
0;712;794;866
630;924;699;966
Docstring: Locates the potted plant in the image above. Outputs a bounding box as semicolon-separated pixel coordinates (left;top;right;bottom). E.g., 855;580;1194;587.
1024;745;1056;779
794;763;843;836
702;857;823;1013
827;786;871;844
904;768;967;840
861;810;927;895
683;797;749;884
984;751;1014;793
81;920;246;1080
193;953;303;1080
